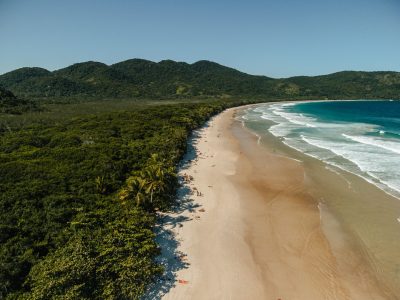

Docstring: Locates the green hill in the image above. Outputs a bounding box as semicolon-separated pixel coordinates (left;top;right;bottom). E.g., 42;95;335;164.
1;59;400;100
286;71;400;99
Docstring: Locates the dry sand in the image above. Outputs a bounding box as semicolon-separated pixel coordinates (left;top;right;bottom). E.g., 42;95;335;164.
150;107;394;300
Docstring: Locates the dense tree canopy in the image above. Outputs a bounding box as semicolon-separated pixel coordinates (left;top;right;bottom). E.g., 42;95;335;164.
0;87;38;114
1;59;399;101
0;100;243;299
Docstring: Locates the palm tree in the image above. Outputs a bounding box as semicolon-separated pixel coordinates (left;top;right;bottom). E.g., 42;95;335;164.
118;153;176;208
132;177;148;206
144;165;165;203
144;154;176;203
119;176;148;207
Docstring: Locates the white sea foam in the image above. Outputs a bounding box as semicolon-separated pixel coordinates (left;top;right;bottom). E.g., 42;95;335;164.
342;134;400;155
301;135;400;190
243;102;400;199
272;108;317;128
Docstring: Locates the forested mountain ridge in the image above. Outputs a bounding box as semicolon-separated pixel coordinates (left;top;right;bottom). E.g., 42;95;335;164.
286;71;400;100
1;59;399;100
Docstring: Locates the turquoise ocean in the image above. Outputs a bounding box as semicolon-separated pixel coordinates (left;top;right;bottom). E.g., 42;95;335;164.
242;100;400;295
243;100;400;201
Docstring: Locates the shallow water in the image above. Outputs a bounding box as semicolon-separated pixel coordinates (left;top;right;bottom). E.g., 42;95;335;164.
245;100;400;199
241;101;400;298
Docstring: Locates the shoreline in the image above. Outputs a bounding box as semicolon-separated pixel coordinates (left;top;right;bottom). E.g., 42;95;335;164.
260;100;400;201
150;105;397;299
245;102;400;295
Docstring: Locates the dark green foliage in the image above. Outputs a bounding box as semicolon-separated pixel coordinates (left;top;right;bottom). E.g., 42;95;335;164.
0;87;39;114
286;71;400;99
0;100;235;299
0;67;51;86
26;209;160;300
119;154;177;209
2;59;399;101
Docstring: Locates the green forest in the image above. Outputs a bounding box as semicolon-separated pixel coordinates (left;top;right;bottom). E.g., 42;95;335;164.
0;97;249;299
0;87;39;115
1;59;400;101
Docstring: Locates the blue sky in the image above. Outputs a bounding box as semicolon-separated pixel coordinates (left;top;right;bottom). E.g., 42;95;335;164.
1;0;399;77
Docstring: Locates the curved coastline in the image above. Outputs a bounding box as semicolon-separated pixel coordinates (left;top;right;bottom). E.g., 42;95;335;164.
154;104;398;299
256;100;400;199
242;102;400;298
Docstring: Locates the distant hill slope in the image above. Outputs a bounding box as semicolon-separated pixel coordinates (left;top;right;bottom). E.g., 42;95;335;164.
286;71;400;99
0;86;39;114
1;59;400;100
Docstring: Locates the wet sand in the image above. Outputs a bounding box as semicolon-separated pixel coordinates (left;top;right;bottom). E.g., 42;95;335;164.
158;106;397;300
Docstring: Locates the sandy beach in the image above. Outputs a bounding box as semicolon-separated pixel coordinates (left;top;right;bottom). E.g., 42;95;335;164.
151;106;397;300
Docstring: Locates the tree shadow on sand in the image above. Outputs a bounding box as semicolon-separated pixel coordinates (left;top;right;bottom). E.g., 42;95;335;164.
143;126;209;299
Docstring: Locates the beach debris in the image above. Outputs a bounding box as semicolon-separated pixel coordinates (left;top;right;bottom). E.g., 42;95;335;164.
208;185;213;188
211;164;216;167
199;208;205;212
195;215;200;220
178;279;189;284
